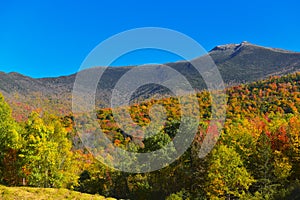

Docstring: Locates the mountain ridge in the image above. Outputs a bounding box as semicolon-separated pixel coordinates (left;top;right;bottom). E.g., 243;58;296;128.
1;42;300;120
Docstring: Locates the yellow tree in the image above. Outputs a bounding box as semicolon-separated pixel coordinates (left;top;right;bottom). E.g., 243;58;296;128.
0;93;22;185
206;145;255;199
21;112;78;188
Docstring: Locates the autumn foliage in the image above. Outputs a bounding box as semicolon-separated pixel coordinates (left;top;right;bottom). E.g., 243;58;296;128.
0;72;300;199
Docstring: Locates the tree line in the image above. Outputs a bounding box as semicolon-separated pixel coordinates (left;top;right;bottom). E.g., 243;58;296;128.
0;72;300;199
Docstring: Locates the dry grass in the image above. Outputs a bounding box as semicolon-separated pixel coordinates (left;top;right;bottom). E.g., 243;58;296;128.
0;185;117;200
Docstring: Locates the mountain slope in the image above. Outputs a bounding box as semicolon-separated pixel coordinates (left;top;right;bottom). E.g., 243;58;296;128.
209;41;300;84
1;42;300;120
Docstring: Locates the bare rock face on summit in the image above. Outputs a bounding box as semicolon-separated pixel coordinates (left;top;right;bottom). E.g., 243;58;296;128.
209;41;300;84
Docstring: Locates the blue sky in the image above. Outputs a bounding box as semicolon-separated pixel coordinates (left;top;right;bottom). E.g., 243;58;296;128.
0;0;299;78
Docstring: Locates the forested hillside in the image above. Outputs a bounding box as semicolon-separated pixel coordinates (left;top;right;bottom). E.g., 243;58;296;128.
0;72;299;199
1;42;300;121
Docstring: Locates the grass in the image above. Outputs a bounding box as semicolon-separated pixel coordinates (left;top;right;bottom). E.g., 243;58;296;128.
0;185;117;200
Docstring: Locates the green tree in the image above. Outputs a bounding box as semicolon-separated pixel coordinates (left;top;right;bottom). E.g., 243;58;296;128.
250;131;278;199
0;93;20;148
206;144;255;199
0;93;21;185
21;112;78;188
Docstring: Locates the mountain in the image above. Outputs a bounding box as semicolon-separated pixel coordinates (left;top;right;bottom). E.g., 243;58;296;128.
209;41;300;84
1;42;300;120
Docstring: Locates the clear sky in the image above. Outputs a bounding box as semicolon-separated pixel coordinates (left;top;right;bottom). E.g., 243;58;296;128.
0;0;300;78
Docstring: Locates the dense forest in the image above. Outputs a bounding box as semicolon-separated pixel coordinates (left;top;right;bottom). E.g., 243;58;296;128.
0;72;300;199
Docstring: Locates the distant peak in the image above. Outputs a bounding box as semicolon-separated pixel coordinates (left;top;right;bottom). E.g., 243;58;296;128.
8;72;21;75
210;41;252;52
240;41;250;45
7;72;24;77
210;41;299;54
